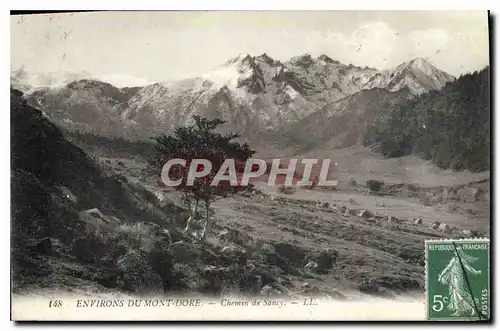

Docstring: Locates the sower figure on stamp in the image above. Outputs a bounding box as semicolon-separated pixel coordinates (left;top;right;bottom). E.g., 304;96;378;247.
438;250;482;317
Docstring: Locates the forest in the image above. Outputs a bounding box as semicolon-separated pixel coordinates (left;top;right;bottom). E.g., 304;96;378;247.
364;67;490;172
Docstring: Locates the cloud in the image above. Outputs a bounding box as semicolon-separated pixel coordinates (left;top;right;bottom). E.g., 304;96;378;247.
304;22;408;69
301;22;467;74
409;29;450;56
340;22;404;68
11;13;489;83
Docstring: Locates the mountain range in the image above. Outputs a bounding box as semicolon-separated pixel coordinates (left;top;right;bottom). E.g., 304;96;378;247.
14;53;455;151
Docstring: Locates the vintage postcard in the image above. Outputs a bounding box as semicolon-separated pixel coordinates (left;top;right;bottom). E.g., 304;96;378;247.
10;10;490;321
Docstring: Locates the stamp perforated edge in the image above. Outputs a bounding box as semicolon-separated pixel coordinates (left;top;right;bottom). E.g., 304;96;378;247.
424;237;491;322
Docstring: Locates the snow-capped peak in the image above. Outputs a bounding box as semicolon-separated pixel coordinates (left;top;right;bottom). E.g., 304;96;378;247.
224;53;254;66
202;53;259;92
370;57;455;95
406;57;437;76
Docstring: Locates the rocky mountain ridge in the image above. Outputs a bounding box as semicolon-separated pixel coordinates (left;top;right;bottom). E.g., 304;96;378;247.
17;53;455;150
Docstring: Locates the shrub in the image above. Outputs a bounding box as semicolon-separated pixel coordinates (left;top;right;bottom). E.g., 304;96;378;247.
169;262;199;290
285;211;299;225
366;179;384;193
71;221;120;263
117;222;157;251
407;183;419;191
419;194;432;206
277;185;296;195
71;221;162;266
117;247;163;294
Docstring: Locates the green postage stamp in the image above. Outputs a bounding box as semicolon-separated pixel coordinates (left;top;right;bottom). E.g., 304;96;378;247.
425;238;490;321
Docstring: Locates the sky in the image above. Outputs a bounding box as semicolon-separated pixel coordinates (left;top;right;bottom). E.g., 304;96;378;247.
11;11;490;87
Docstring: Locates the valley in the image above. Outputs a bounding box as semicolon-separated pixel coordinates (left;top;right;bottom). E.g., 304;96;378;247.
68;150;489;300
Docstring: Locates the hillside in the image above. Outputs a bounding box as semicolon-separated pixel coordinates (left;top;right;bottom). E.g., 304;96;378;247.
278;87;412;152
11;88;183;293
28;79;136;136
364;67;490;172
64;130;156;161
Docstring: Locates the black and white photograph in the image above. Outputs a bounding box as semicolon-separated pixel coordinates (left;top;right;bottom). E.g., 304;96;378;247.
9;10;491;321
